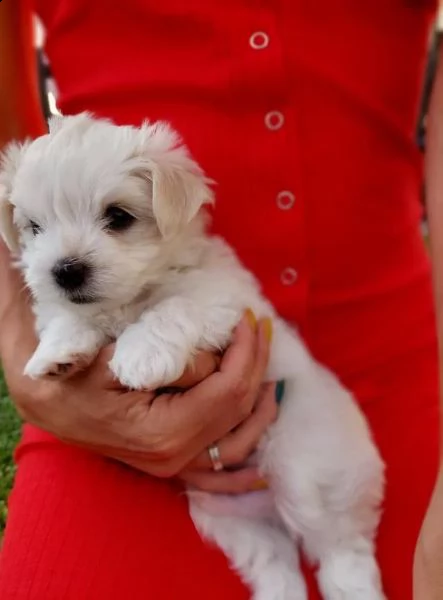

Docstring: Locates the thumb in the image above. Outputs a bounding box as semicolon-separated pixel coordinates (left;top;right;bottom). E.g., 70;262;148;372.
89;343;123;389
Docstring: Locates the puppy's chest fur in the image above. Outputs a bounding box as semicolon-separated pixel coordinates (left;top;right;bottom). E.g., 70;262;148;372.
92;296;156;339
74;236;265;344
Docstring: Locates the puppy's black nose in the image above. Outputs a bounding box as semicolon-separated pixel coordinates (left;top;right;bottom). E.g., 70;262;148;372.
52;258;90;291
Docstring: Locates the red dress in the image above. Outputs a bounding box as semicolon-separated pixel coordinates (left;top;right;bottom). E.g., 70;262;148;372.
0;1;439;599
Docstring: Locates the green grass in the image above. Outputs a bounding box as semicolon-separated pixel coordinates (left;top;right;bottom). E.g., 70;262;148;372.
0;373;21;534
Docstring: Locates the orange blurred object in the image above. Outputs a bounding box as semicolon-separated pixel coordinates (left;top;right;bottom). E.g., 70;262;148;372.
0;0;46;147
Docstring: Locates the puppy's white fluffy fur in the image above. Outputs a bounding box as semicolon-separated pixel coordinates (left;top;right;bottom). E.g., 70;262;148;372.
0;113;386;600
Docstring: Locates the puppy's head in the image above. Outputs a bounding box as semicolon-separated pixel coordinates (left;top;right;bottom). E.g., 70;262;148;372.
0;113;214;307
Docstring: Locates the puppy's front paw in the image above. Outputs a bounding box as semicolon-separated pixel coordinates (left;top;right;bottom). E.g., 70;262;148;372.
109;326;189;390
24;352;93;379
24;330;103;380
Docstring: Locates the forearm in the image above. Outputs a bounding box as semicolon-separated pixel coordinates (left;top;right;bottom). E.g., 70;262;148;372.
427;42;443;351
416;36;443;600
0;1;46;376
0;242;36;366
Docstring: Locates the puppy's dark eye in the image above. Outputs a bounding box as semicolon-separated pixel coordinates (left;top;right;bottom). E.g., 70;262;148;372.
29;221;42;235
104;206;136;232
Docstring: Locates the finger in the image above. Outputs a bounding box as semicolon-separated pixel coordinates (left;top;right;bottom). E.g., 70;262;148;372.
248;318;273;397
166;313;264;448
91;343;116;367
218;311;258;377
83;343;123;388
181;466;262;494
213;315;272;413
170;351;220;388
188;312;258;403
188;382;278;470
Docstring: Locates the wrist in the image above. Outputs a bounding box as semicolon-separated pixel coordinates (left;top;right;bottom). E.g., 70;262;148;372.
0;242;36;366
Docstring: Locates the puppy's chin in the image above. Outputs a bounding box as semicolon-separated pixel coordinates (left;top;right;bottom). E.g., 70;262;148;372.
67;292;100;305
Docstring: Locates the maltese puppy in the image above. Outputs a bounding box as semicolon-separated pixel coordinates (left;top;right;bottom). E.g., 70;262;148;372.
0;113;385;600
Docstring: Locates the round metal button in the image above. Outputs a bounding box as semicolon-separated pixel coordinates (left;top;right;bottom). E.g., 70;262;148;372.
265;111;285;131
280;267;298;286
249;31;269;50
276;191;295;210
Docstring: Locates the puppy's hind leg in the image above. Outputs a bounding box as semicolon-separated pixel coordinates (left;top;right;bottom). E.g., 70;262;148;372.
270;456;385;600
275;468;385;600
190;501;307;600
262;375;386;600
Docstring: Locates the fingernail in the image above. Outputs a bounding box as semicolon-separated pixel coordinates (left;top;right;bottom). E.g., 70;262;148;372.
250;478;269;491
245;308;257;330
275;380;285;405
262;318;273;342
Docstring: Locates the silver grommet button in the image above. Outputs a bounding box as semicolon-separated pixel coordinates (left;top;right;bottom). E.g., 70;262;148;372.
276;191;295;210
281;267;298;286
265;111;285;131
249;31;269;50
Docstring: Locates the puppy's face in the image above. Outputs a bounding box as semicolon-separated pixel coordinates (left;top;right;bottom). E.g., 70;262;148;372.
0;114;213;308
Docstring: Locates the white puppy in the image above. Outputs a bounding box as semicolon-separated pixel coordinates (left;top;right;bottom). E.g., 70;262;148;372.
0;113;385;600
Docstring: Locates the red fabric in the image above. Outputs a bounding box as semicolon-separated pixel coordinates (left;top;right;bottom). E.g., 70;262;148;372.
0;1;440;598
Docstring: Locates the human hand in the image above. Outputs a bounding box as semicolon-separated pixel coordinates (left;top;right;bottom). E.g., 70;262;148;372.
4;310;274;483
178;380;278;493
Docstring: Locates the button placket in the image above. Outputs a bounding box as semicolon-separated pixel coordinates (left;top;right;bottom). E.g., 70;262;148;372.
245;18;301;302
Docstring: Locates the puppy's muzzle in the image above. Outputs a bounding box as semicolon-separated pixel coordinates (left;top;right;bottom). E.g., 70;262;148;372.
52;257;91;293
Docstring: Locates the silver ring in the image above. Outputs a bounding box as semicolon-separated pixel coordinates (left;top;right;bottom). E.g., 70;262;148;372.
208;444;224;472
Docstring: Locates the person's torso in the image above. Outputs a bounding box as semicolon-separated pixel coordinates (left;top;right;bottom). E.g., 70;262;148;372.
33;0;438;383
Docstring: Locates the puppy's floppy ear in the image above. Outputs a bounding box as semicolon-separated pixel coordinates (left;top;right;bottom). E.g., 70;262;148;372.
0;184;18;252
137;122;214;239
0;140;28;253
150;160;214;239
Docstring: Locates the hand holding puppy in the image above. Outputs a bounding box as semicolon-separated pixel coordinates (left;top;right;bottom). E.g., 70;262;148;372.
3;306;275;490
